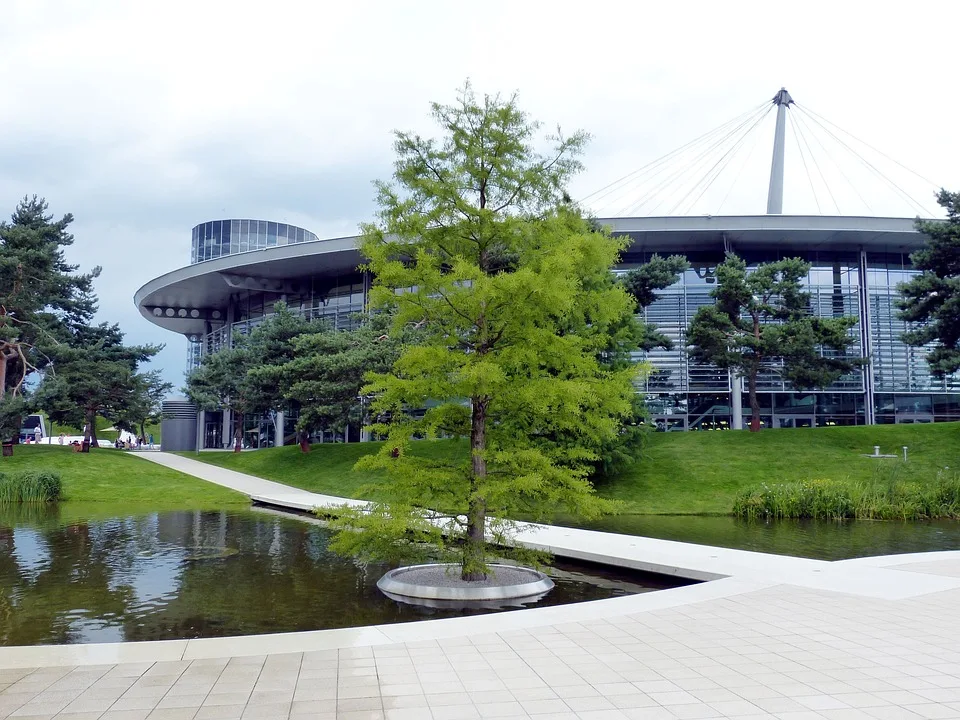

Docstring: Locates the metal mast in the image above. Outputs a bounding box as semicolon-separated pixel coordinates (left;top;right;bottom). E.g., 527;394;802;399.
766;87;794;214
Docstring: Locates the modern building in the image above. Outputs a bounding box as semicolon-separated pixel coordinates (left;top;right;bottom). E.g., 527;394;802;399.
134;91;960;447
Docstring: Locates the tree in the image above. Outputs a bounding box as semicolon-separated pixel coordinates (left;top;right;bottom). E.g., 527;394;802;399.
38;323;163;446
239;303;328;448
280;313;404;450
329;84;637;581
898;189;960;377
0;197;98;438
185;344;251;452
688;253;861;432
115;370;173;442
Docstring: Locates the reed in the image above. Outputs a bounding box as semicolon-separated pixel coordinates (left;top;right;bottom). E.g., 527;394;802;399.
733;469;960;521
0;470;63;503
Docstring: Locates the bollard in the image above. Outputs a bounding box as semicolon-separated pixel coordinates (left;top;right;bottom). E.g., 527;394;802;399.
903;446;908;462
873;445;880;457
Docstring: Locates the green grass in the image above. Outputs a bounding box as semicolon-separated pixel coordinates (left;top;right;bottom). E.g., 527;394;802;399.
0;445;246;508
182;422;960;515
0;470;62;502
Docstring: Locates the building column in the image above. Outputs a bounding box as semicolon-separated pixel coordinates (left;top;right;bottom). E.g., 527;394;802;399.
730;370;743;430
196;409;205;452
222;409;233;449
857;248;876;425
276;411;285;447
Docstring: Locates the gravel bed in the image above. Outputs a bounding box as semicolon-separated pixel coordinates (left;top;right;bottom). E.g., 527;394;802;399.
392;564;541;588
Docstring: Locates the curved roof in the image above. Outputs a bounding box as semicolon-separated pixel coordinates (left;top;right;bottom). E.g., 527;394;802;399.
134;214;928;336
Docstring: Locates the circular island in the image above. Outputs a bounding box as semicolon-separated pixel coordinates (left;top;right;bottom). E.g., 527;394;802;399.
378;563;554;609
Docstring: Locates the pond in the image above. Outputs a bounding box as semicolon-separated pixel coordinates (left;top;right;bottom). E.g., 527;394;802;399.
0;506;689;647
561;514;960;561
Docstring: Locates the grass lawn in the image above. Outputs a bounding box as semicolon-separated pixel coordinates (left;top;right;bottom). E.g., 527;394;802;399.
0;445;246;510
183;422;960;515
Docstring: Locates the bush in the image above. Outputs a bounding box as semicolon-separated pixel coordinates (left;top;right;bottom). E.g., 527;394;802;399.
0;470;63;503
733;471;960;520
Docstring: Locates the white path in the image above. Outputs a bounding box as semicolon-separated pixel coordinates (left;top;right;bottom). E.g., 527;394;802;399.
1;452;959;720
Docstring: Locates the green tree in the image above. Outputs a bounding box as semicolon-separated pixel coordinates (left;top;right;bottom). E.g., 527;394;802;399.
115;369;173;442
329;85;636;581
898;189;960;377
0;197;98;438
280;313;404;450
38;323;163;446
185;344;251;452
688;253;861;432
240;303;328;448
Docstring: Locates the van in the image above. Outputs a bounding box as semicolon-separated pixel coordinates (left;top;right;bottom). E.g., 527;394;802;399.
19;414;46;443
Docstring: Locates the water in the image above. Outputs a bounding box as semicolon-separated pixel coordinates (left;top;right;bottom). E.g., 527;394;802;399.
0;507;686;647
561;514;960;561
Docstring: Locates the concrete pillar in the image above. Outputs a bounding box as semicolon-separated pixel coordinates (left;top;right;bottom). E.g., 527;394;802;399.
766;88;793;215
730;370;743;429
276;411;285;447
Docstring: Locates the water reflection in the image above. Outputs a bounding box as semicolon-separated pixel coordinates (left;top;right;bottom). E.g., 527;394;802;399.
0;508;682;647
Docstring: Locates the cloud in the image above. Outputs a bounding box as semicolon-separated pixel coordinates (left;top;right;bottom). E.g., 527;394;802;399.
2;0;959;388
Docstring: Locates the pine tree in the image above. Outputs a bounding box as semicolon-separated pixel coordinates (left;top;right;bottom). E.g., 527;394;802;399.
898;189;960;377
688;253;861;431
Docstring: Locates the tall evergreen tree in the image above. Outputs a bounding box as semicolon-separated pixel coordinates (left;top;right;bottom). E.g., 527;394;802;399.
38;323;162;446
898;189;960;377
329;84;636;580
0;197;98;434
688;253;861;431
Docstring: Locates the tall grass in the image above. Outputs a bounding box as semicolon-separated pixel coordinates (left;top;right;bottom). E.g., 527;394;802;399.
0;470;63;503
733;467;960;521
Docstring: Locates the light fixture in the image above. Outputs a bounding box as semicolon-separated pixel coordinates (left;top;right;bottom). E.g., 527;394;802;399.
212;310;222;319
165;308;175;317
177;309;187;318
152;308;162;316
190;309;200;318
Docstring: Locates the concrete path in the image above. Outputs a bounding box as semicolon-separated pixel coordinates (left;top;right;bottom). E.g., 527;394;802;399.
1;451;958;719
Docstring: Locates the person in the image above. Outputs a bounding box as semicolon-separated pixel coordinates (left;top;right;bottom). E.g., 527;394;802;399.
59;432;65;445
148;433;154;449
33;426;42;444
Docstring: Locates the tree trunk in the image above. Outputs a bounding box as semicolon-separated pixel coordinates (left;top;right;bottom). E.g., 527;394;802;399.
233;411;243;452
87;411;100;447
139;421;146;443
462;396;488;582
748;369;761;432
298;430;310;453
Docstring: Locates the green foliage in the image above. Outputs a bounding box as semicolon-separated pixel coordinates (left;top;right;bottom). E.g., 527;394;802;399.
187;303;327;448
688;253;861;430
898;189;960;377
330;83;633;579
733;469;960;521
620;254;690;351
0;470;62;502
38;322;162;445
281;312;405;436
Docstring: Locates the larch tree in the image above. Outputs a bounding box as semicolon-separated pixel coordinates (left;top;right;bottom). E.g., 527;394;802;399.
898;189;960;377
326;84;638;581
687;253;861;431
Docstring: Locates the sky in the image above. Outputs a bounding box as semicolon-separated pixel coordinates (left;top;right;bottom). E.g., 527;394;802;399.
2;0;959;390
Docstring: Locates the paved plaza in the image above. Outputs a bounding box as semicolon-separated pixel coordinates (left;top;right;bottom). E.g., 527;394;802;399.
2;454;959;720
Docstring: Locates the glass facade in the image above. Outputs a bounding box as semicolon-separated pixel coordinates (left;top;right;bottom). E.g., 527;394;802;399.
190;219;319;264
182;219;960;436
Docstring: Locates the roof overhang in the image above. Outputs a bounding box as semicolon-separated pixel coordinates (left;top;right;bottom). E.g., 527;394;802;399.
134;215;930;336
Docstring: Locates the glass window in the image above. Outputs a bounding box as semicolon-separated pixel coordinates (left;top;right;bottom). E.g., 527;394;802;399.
277;223;288;244
258;221;267;248
296;227;305;243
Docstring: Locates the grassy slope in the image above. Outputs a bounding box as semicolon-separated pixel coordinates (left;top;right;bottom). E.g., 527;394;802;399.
185;422;960;515
0;445;246;510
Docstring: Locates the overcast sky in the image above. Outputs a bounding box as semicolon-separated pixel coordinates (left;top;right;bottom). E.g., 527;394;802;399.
2;0;958;389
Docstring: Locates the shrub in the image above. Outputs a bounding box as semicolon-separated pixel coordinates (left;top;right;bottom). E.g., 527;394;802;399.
0;470;63;503
733;472;960;520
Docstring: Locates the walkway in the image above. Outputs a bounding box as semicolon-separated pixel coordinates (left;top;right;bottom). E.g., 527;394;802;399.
0;453;958;720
